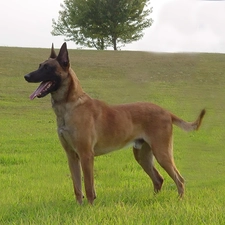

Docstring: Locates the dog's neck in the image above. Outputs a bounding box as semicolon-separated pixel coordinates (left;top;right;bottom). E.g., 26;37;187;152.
51;68;86;107
51;68;88;128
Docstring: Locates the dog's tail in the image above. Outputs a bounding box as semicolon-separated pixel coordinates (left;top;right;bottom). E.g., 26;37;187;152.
171;109;206;132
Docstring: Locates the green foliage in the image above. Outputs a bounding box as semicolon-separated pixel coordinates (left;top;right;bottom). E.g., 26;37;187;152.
52;0;153;50
1;47;225;224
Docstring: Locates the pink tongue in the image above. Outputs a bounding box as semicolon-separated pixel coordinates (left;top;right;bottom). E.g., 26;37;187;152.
29;81;52;100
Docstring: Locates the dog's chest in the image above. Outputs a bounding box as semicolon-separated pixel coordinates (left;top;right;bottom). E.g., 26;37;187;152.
58;126;69;137
54;107;77;149
57;124;77;150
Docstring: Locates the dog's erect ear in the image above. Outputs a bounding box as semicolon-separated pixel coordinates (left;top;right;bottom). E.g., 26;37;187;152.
57;42;70;68
49;43;57;59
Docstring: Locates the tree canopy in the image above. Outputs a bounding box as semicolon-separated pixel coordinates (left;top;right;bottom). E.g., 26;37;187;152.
52;0;153;50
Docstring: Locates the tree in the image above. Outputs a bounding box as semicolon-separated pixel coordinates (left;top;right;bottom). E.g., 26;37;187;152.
52;0;153;50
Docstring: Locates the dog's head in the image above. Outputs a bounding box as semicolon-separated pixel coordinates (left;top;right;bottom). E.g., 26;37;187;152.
24;42;69;100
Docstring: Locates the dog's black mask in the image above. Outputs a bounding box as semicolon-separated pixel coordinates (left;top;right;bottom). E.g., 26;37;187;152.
24;43;69;100
24;61;61;99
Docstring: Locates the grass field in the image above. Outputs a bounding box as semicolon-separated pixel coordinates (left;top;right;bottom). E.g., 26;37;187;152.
0;46;225;224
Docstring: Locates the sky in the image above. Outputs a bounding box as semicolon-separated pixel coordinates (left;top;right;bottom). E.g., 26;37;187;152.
0;0;225;53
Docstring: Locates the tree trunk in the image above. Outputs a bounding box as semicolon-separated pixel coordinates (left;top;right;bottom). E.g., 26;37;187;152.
100;37;104;50
112;36;117;51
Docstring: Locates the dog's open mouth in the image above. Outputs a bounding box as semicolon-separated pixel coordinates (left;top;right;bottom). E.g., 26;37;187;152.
30;81;55;100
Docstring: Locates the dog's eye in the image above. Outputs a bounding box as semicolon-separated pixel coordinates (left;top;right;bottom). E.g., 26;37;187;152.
44;64;49;70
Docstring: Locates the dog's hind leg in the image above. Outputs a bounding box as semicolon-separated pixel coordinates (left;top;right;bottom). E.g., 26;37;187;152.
133;142;164;193
151;137;185;197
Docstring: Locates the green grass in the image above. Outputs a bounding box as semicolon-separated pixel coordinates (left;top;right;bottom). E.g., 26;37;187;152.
1;47;225;224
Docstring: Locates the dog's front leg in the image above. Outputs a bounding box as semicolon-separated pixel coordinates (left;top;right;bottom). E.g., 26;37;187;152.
66;151;84;204
79;150;96;204
59;135;84;204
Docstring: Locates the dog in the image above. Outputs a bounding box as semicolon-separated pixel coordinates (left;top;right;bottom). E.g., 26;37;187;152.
24;43;205;204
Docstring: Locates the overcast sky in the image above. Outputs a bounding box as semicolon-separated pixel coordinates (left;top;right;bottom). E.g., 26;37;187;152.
0;0;225;53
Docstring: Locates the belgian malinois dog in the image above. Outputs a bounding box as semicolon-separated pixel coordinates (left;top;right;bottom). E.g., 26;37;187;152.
24;43;205;204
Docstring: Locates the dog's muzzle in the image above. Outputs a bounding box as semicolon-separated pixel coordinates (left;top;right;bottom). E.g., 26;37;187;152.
24;74;30;82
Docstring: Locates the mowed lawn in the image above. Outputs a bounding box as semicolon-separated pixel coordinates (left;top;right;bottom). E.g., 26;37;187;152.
0;46;225;224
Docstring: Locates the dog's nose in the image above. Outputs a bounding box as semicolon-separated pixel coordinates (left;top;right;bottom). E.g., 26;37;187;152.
24;74;30;81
